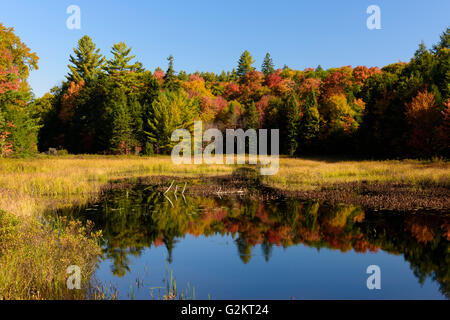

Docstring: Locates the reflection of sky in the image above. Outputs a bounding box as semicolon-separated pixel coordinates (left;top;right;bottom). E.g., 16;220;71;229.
94;234;445;300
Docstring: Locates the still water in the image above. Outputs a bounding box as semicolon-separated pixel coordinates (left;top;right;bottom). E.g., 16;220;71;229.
59;185;449;299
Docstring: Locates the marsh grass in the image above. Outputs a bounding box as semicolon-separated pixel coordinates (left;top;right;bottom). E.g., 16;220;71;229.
0;155;448;217
264;157;449;191
89;266;196;300
0;155;234;218
0;211;101;300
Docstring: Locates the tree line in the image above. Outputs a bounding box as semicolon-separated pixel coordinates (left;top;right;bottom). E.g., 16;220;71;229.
1;22;449;158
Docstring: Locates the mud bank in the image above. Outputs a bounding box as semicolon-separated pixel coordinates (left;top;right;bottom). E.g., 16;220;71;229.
103;172;449;213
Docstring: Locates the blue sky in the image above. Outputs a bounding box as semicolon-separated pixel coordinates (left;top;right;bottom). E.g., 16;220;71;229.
0;0;449;97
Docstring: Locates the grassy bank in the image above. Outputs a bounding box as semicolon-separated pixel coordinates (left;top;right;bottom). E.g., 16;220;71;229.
264;157;449;191
0;211;101;299
0;155;233;218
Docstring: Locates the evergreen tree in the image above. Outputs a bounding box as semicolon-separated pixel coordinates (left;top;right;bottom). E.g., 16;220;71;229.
218;70;228;81
109;89;136;154
299;91;320;149
132;61;145;73
433;27;450;52
104;42;140;73
314;65;327;79
230;68;238;81
163;55;179;90
284;94;300;156
261;53;275;76
67;35;105;83
237;50;255;77
177;70;189;81
145;90;197;154
246;101;258;129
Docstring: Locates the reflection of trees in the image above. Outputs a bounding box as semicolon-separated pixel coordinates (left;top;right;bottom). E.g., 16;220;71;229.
361;214;450;298
261;240;273;262
236;237;252;264
58;185;450;297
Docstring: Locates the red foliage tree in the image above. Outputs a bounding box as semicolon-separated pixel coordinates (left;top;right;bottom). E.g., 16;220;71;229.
321;66;353;102
223;82;240;100
353;66;381;87
239;70;265;100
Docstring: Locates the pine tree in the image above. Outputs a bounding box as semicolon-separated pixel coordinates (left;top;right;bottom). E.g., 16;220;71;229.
109;90;136;154
299;90;320;148
246;101;258;129
261;53;275;76
284;94;300;156
178;70;189;81
433;27;450;52
145;90;197;154
67;35;105;83
237;50;255;77
163;55;179;90
230;68;238;81
132;61;145;73
218;70;227;81
104;42;140;73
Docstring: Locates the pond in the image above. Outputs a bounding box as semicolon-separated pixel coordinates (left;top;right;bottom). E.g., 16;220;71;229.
57;184;449;300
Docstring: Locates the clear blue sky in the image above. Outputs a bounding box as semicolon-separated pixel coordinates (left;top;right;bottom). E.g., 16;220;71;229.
1;0;449;98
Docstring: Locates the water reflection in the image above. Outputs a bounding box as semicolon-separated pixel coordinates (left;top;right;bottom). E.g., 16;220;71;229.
57;184;450;298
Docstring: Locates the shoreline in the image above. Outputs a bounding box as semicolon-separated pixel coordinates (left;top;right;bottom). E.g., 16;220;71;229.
0;156;448;217
118;174;450;213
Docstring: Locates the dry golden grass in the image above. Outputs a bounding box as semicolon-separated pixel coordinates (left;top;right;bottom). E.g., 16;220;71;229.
264;157;450;191
0;212;101;300
0;155;233;217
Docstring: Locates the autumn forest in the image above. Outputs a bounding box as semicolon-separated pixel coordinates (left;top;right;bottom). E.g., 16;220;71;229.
1;24;449;159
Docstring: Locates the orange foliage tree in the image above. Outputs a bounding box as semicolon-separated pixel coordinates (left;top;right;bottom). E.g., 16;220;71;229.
405;90;440;155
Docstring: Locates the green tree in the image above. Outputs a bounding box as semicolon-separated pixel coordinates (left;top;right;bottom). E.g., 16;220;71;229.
104;42;140;73
284;94;300;156
110;102;135;154
433;27;450;52
163;55;179;90
67;35;105;83
246;101;258;129
261;53;275;76
0;102;40;156
178;70;189;81
299;91;320;149
145;90;197;154
237;50;255;77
